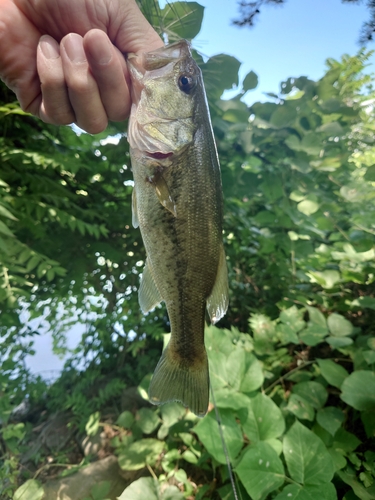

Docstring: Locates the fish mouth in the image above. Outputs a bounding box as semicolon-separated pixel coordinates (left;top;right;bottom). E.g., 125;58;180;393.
146;152;174;160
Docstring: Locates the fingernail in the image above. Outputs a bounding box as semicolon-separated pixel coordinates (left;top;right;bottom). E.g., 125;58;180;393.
40;36;60;60
64;34;86;63
89;35;113;65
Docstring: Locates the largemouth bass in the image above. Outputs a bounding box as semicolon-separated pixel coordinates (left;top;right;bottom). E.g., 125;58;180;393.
127;40;228;417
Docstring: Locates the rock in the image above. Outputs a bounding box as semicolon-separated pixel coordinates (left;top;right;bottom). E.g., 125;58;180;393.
43;455;129;500
81;431;107;457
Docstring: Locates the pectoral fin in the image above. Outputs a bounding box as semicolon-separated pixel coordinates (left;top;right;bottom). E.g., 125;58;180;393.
207;245;229;324
139;258;163;313
132;188;139;229
151;174;177;217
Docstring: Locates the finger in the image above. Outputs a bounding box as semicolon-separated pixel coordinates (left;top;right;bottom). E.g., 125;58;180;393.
60;33;108;134
37;35;75;125
83;29;130;122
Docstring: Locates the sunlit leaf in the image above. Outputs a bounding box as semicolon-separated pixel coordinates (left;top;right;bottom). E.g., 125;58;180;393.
283;421;334;484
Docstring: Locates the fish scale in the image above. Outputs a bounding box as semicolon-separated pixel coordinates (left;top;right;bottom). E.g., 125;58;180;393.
128;40;228;416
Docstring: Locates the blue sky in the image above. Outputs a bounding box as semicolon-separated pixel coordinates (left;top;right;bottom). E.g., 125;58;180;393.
26;0;375;376
193;0;374;103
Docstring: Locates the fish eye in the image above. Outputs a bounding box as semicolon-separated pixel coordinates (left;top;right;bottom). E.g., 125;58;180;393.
178;74;196;94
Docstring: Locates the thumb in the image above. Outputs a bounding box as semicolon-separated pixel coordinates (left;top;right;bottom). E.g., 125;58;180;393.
109;0;164;54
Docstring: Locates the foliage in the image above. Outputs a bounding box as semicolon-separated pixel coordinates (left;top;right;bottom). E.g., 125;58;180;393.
1;1;375;500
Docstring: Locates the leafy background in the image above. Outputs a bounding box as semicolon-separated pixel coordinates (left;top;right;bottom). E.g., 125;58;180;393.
0;1;375;499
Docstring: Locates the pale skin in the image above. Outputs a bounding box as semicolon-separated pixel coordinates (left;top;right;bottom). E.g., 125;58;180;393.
0;0;163;133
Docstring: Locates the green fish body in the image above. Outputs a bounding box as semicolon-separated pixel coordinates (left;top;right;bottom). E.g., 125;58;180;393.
128;40;228;417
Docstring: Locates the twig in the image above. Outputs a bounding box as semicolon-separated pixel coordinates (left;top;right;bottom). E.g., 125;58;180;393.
264;360;314;394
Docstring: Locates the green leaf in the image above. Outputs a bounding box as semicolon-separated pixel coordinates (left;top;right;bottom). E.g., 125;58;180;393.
202;54;241;99
118;477;184;500
0;220;14;237
240;354;264;392
136;408;160;434
91;481;111;500
242;393;285;442
85;411;100;436
317;359;349;389
287;394;315;421
292;382;328;409
299;325;328;346
243;70;258;92
327;313;353;337
270;105;297;127
328;448;347;471
306;306;327;329
235;441;285;500
118;438;164;470
279;306;306;333
214;388;252;410
277;323;299;344
0;203;18;220
364;165;375;181
161;402;186;427
340;371;375;410
117;411;135;429
362;410;375;439
226;347;246;390
283;421;334;485
363;350;375;364
274;483;337;500
326;336;353;348
14;479;44;500
297;197;320;216
307;270;341;289
316;407;345;436
182;449;199;464
161;1;204;41
332;428;361;453
351;297;375;311
337;470;375;500
194;409;243;464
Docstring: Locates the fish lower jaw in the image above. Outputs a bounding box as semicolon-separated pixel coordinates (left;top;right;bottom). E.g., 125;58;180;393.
146;151;174;160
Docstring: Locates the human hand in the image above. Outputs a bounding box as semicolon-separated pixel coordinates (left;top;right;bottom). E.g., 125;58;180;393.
0;0;163;133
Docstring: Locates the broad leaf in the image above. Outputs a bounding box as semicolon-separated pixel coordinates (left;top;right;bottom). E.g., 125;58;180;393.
274;483;337;500
118;439;165;470
292;382;328;409
118;477;184;500
327;313;353;337
14;480;44;500
236;442;285;500
317;359;348;389
340;371;375;410
242;393;285;442
283;421;334;485
194;409;243;464
316;407;345;436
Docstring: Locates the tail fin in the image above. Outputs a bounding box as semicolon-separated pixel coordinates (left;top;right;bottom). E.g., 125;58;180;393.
148;345;209;417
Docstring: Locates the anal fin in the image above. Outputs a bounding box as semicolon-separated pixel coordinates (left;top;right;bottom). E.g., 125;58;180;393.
139;258;163;313
207;245;229;324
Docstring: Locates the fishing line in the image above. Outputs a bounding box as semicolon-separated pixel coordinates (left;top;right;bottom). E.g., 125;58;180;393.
210;384;241;500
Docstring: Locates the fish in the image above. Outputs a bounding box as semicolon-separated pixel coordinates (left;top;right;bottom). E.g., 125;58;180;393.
127;40;228;417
